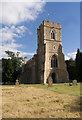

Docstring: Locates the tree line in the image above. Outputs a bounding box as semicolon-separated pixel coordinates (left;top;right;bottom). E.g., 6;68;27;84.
65;49;82;82
1;48;82;84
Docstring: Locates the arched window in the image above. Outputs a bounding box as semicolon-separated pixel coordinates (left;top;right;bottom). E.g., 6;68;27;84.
51;32;53;39
51;31;55;39
51;55;58;68
53;32;55;39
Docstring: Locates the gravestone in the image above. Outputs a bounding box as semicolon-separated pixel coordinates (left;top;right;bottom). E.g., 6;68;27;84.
15;80;19;85
72;80;77;86
48;77;52;87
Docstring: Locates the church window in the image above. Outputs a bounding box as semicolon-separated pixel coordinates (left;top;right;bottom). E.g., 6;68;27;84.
51;55;58;68
51;31;55;39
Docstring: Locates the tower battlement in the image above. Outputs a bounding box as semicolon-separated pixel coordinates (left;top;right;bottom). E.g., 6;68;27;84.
37;20;61;30
43;20;61;28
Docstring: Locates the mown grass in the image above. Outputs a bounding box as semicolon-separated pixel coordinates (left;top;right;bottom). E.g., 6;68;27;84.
19;83;80;97
3;83;80;97
2;85;81;118
48;83;80;97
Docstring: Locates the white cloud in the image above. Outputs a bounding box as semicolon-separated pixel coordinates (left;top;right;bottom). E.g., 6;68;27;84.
0;1;45;25
0;25;25;58
67;52;76;59
0;25;26;43
65;55;70;60
0;0;45;59
0;25;35;58
20;51;35;57
65;52;77;60
1;43;22;58
0;42;35;59
1;0;44;2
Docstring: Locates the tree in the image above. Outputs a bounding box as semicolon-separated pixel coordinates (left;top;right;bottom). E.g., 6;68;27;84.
2;58;14;83
65;58;76;82
2;51;23;84
5;51;15;58
65;49;82;82
12;56;22;82
75;49;82;82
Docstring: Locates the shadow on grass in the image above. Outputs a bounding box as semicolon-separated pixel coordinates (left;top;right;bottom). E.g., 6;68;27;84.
69;98;81;113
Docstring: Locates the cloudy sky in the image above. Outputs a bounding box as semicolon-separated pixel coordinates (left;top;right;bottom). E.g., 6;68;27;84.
0;0;80;60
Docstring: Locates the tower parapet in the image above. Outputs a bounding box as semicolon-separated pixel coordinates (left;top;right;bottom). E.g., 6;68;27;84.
43;20;61;29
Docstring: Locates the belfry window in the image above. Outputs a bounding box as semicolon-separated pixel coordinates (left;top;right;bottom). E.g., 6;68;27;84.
51;31;55;39
51;55;58;68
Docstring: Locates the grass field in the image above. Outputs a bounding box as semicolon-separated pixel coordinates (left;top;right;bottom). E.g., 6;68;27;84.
19;83;80;97
2;83;81;118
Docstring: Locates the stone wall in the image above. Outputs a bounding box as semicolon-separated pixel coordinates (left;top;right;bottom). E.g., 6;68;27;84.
20;55;38;84
20;20;69;84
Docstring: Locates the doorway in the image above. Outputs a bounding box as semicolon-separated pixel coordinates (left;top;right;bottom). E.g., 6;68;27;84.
51;73;56;83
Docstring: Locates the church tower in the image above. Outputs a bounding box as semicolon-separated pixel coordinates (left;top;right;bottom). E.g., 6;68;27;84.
37;20;69;84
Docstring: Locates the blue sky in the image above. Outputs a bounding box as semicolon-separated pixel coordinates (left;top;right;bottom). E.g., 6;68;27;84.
0;1;80;60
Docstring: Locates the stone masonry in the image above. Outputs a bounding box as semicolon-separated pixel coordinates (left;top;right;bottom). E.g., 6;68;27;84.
19;20;69;84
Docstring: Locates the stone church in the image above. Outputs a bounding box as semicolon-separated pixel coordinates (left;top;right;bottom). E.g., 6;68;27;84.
19;20;69;84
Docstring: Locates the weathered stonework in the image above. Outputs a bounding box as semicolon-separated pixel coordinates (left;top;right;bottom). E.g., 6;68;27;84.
19;20;69;84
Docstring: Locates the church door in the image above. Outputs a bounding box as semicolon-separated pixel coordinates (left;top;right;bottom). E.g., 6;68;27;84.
51;73;56;83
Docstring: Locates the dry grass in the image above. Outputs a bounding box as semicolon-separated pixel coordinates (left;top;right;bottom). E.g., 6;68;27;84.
2;85;80;118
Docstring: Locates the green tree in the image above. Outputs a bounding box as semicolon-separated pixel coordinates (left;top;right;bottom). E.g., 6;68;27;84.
2;58;14;83
2;51;23;84
66;49;82;82
75;49;82;82
65;58;76;82
5;51;15;58
12;56;22;82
